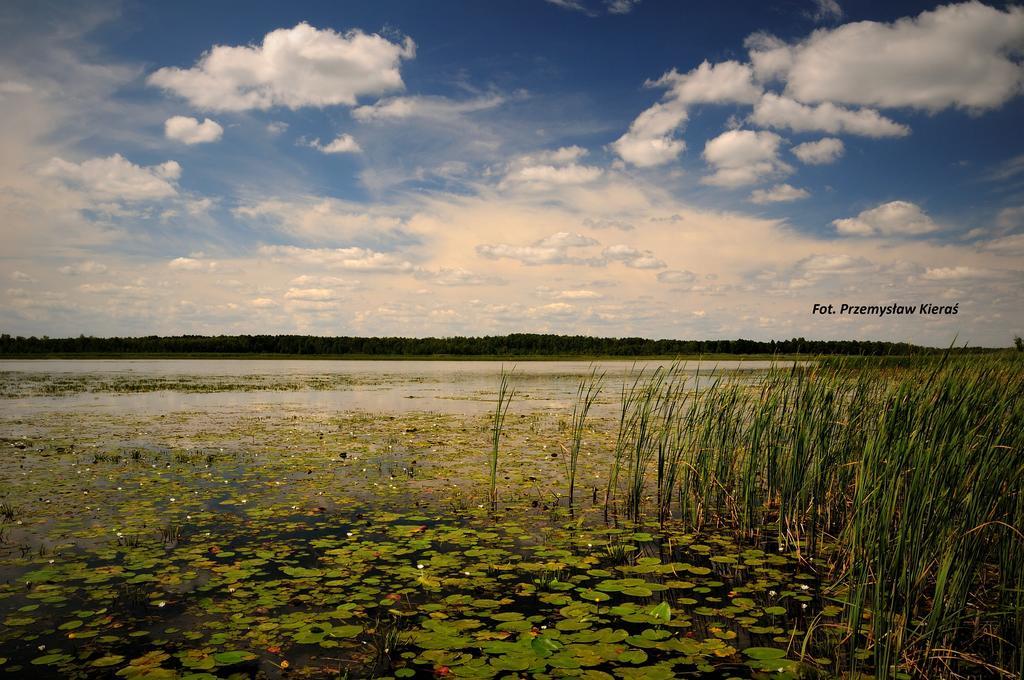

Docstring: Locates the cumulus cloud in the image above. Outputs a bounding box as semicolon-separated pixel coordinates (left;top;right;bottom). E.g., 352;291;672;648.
259;245;415;272
653;61;762;106
833;201;939;237
554;289;602;299
307;133;362;154
749;183;809;204
352;94;506;122
41;154;180;202
759;2;1024;112
477;231;603;266
750;94;909;137
609;100;688;167
791;137;844;164
284;287;343;302
164;116;223;144
500;146;603;189
148;23;415;111
701;129;792;187
602;244;666;269
168;256;218;272
612;60;761;167
921;266;995;281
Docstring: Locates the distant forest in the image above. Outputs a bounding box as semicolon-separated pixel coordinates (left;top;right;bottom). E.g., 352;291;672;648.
0;333;977;357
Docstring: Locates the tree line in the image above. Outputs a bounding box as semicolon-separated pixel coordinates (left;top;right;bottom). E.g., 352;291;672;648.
0;333;962;357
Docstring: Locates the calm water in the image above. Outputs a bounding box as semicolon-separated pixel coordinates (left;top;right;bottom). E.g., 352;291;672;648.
0;359;785;416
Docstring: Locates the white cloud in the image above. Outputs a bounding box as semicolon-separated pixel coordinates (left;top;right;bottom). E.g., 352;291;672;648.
502;163;602;188
652;61;762;106
610;100;688;167
701;129;792;187
41;154;180;202
555;289;602;299
259;245;415;272
352;94;505;122
764;2;1024;112
251;297;277;308
791;137;845;164
749;183;809;204
750;94;909;137
168;256;218;272
284;287;342;302
833;201;939;237
58;261;108;275
306;133;362;154
164;116;223;144
290;274;358;288
921;266;994;281
745;32;794;82
602;244;666;269
612;60;761;167
500;146;603;189
148;23;415;111
477;231;602;266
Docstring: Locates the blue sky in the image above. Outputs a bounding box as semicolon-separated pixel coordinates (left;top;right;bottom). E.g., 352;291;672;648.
1;0;1022;345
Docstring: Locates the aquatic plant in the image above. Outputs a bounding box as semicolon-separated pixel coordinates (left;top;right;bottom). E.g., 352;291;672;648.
564;368;604;512
487;367;515;510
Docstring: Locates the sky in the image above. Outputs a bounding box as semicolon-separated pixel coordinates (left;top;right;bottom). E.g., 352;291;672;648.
1;0;1022;346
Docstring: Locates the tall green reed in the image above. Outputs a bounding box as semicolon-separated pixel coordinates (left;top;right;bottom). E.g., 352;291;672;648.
601;353;1023;676
564;368;604;512
488;367;515;511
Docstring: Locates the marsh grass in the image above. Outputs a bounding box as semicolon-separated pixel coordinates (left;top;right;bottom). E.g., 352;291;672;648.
564;368;604;512
602;353;1023;677
488;367;515;510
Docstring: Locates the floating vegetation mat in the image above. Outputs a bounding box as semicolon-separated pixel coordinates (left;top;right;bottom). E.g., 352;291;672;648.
0;355;1021;679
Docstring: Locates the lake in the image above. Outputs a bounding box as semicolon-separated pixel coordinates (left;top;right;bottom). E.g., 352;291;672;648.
0;359;783;416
